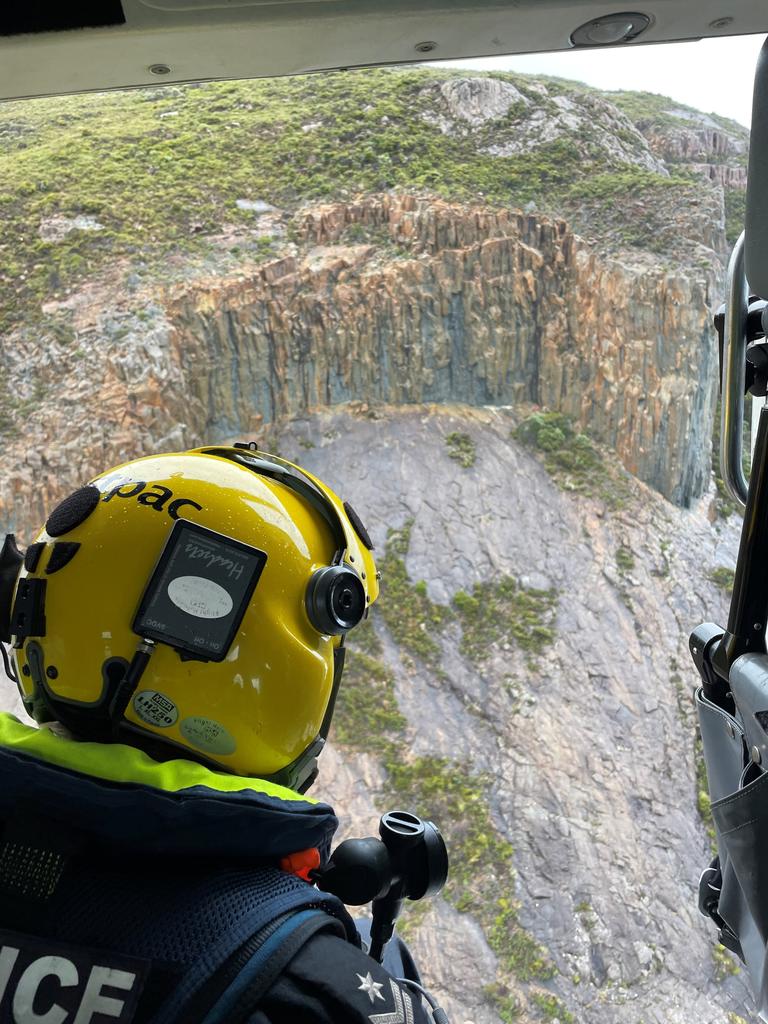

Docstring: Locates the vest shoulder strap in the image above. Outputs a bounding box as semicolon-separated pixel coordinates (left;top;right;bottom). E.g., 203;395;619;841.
152;882;356;1024
189;907;347;1024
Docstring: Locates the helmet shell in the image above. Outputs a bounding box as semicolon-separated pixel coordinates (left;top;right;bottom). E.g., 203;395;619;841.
12;449;377;779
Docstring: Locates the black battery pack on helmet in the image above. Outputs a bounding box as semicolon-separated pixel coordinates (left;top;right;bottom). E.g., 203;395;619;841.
109;521;268;728
132;519;267;662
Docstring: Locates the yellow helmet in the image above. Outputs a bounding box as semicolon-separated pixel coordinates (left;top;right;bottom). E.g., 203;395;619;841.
3;445;378;791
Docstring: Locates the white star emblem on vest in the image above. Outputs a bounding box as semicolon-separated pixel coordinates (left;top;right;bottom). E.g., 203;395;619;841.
357;972;386;1004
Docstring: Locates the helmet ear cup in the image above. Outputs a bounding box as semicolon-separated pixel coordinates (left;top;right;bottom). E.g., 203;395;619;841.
306;565;366;635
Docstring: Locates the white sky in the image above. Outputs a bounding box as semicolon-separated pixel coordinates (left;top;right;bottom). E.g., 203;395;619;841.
437;33;766;128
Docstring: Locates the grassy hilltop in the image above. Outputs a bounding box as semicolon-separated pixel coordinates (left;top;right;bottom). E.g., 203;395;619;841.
0;67;731;333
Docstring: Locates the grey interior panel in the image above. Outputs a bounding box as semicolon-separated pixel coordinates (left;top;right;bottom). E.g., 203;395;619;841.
0;0;766;100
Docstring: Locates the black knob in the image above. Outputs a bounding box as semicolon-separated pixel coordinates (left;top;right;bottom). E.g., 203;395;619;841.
314;837;391;905
378;810;448;900
306;565;366;634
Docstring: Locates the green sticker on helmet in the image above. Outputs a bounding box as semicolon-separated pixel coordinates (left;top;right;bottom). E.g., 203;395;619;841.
180;716;237;756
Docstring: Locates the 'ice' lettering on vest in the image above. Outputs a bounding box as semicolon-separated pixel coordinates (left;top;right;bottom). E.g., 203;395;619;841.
12;954;78;1023
0;931;147;1024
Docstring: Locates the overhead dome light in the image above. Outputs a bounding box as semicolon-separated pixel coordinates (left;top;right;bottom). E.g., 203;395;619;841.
570;12;651;47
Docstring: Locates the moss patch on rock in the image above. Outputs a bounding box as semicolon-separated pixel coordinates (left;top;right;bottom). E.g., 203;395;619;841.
712;943;740;981
376;519;451;667
725;188;746;248
514;411;630;508
484;984;523;1022
616;545;635;574
531;991;575;1023
445;431;477;468
453;578;558;661
333;519;562;1016
333;648;407;755
385;754;556;985
708;566;735;595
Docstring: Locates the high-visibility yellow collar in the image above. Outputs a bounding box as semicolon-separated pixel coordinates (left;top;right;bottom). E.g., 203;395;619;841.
0;713;338;861
0;712;312;802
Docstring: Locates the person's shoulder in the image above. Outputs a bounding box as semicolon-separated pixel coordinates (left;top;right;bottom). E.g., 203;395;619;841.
249;931;433;1024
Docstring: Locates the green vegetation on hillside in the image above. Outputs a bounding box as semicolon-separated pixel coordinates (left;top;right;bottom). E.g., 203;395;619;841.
609;90;701;127
445;431;477;468
0;66;715;333
339;626;558;987
453;578;558;661
531;991;575;1023
610;90;747;138
514;411;631;508
336;521;560;1013
708;566;735;595
608;89;748;253
725;188;747;247
712;943;740;981
376;519;451;666
387;755;556;984
616;545;636;574
334;651;407;754
569;168;692;200
335;699;558;992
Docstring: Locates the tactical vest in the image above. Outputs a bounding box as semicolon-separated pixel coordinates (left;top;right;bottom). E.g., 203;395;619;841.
0;713;358;1024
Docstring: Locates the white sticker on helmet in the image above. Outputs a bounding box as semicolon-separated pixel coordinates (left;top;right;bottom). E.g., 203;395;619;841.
133;690;178;728
180;716;236;756
167;576;234;619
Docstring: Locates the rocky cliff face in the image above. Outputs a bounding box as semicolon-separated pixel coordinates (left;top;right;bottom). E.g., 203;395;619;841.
0;193;719;538
608;94;749;249
426;77;668;176
643;113;748;188
0;68;747;526
0;404;751;1024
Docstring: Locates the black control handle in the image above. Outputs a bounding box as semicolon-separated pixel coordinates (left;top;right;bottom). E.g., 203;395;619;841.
314;810;448;962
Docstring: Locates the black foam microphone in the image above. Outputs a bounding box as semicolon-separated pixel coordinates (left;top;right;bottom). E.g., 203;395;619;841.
314;810;448;962
0;535;23;643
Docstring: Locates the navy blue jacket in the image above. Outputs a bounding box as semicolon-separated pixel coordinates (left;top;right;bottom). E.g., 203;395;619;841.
0;714;430;1023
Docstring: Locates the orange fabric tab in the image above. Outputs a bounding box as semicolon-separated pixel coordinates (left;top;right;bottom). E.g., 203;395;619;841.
279;847;321;881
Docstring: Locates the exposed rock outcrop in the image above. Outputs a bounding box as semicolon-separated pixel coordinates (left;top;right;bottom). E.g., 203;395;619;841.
647;122;747;165
0;195;718;538
303;404;747;1024
646;120;749;190
425;77;668;175
631;106;749;222
438;77;530;125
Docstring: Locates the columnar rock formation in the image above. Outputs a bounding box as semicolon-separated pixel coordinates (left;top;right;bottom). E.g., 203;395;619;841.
0;195;718;537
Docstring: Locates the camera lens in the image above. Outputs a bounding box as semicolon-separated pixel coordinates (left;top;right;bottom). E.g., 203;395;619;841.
306;565;365;634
